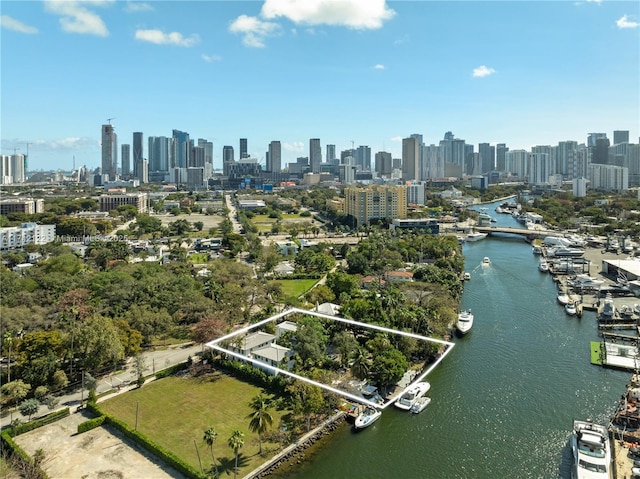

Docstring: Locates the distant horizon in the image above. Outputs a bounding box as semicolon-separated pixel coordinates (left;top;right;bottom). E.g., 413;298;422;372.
2;1;638;171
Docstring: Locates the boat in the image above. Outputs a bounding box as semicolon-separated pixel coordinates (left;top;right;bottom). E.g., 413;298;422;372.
538;258;549;273
456;310;474;335
463;272;471;280
557;293;570;305
565;302;577;316
410;396;431;414
482;257;491;265
567;274;604;290
395;382;431;411
570;419;613;479
546;246;585;258
466;231;488;242
354;406;382;430
532;245;542;255
599;293;616;322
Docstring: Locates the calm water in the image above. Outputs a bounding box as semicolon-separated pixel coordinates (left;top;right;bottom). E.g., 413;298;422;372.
274;201;628;479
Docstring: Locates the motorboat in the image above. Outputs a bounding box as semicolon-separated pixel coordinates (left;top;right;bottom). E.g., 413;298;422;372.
354;406;382;430
568;274;604;290
532;245;542;255
570;419;613;479
546;246;585;258
599;293;616;321
395;382;431;411
410;397;431;414
463;272;471;281
565;302;577;316
482;257;491;265
456;310;474;335
557;293;571;305
466;231;488;242
538;258;549;273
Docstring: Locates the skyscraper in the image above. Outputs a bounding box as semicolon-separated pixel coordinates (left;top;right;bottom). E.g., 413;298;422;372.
223;145;234;163
101;124;118;181
133;132;143;178
496;143;508;172
478;143;494;174
121;144;130;178
309;138;322;173
148;136;171;172
614;130;630;145
268;141;282;172
172;129;190;168
326;144;336;163
402;136;420;181
375;151;392;176
355;146;371;170
240;138;248;159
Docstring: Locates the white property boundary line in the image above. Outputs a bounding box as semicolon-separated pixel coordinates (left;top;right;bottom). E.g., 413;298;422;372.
204;307;455;410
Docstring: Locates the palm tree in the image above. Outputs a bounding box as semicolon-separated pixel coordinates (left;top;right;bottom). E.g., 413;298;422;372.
227;429;244;479
246;394;273;454
203;427;218;475
351;347;370;380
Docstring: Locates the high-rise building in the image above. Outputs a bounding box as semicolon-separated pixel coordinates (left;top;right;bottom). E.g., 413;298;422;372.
240;138;248;159
121;144;130;178
148;137;171;172
355;146;371;170
375;151;392;176
344;185;407;226
198;139;213;166
592;137;610;164
326;144;336;163
133;132;143;177
614;130;630;145
101;124;118;182
172;129;190;168
478;143;494;174
268;141;282;172
309;138;322;173
223;146;234;163
191;146;205;168
496;143;508;172
402;136;420;181
588;133;607;148
0;155;11;184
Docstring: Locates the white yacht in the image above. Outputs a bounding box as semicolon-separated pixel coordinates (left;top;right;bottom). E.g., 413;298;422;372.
538;258;549;273
395;382;431;411
354;407;382;430
466;231;488;242
565;302;577;316
482;256;491;265
456;310;474;335
570;419;613;479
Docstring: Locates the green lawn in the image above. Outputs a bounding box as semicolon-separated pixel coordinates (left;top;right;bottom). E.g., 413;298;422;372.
271;279;318;298
100;375;290;476
188;253;209;264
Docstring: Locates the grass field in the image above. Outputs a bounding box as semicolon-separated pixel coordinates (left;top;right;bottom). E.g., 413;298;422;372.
250;214;316;233
188;253;209;264
271;279;318;299
100;374;290;476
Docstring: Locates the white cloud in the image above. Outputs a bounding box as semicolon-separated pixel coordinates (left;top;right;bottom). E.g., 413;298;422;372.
1;15;38;34
124;2;153;13
617;14;639;29
4;137;98;152
135;29;200;47
283;141;305;153
260;0;395;30
44;0;112;37
586;0;602;4
201;53;222;63
390;136;403;143
374;64;385;70
393;34;409;45
472;65;496;78
228;14;281;48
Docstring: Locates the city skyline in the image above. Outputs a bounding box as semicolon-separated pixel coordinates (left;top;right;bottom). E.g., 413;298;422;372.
1;0;638;171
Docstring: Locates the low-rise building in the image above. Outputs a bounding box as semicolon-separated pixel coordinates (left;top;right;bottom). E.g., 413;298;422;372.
0;223;56;250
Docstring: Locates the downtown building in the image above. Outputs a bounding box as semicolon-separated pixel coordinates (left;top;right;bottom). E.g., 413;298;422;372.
310;138;322;174
101;124;118;182
0;154;26;184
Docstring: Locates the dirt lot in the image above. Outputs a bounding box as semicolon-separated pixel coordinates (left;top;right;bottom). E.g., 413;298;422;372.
14;410;187;479
155;212;223;232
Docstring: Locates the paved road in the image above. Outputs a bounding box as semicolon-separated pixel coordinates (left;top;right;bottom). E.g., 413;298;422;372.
2;342;204;427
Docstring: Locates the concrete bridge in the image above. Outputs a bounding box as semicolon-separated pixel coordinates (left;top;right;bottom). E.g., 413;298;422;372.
474;225;557;240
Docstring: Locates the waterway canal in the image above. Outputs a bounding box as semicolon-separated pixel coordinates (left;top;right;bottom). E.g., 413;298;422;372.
272;200;629;479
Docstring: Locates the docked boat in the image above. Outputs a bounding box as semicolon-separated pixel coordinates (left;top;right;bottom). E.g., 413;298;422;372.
410;397;431;414
570;419;613;479
354;406;382;430
568;274;604;290
565;302;577;316
599;293;616;322
532;244;542;255
547;246;585;258
395;382;431;411
466;231;488;242
456;310;474;335
463;272;471;281
482;256;491;265
538;258;549;273
557;293;571;305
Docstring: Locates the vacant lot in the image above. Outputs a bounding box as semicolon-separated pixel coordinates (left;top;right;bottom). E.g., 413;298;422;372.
271;279;318;299
99;374;290;477
14;410;187;479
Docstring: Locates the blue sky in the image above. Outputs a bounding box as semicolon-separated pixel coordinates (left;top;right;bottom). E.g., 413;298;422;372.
1;0;639;172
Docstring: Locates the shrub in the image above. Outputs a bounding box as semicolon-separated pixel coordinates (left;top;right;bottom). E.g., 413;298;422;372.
77;415;106;434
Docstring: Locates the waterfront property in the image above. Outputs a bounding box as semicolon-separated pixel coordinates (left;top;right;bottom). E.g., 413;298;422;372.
206;307;455;410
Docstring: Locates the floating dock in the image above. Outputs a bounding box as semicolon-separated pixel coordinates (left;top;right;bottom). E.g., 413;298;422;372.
590;341;640;370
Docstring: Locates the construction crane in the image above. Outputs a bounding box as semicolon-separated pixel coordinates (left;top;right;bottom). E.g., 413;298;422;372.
106;117;116;124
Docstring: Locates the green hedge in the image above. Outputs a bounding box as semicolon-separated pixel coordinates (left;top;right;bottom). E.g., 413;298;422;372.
1;425;51;479
88;403;205;479
212;357;290;394
77;415;106;434
155;361;190;379
7;408;70;437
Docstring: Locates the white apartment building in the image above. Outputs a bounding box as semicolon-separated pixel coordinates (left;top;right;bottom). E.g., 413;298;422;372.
0;223;56;250
589;164;628;192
